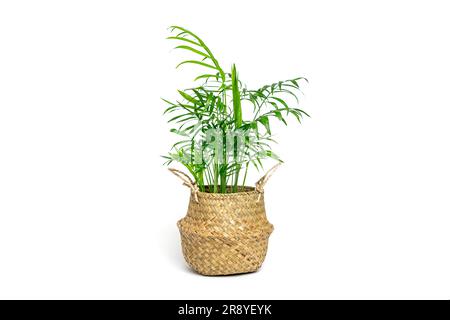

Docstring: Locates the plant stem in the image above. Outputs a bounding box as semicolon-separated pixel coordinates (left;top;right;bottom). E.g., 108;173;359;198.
198;170;205;192
220;130;227;193
213;164;219;193
233;165;241;192
241;162;249;191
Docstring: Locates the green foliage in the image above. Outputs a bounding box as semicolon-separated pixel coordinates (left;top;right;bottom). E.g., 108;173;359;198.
163;26;309;193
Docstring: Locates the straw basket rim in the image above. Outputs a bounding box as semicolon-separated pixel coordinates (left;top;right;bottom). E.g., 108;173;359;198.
193;186;261;198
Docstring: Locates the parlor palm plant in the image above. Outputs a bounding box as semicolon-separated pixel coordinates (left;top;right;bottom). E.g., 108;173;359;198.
165;26;309;276
163;26;308;193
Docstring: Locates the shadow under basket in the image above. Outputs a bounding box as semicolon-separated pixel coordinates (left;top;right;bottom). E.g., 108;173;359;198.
177;186;274;276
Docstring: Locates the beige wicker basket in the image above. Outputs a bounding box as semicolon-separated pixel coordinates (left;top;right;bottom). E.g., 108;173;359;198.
170;165;279;276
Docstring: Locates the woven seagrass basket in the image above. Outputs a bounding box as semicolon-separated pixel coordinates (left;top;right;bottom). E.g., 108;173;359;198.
170;165;278;276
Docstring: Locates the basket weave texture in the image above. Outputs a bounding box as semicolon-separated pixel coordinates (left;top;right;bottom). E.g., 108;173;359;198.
177;187;274;276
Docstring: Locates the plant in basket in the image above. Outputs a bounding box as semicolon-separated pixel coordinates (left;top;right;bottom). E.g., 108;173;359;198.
163;26;309;275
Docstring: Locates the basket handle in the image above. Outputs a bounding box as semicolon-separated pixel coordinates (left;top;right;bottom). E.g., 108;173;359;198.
168;168;199;203
255;163;281;201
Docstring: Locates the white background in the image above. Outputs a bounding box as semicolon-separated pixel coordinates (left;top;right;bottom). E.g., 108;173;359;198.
1;0;449;299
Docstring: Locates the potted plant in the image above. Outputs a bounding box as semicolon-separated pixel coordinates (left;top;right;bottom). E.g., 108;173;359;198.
163;26;309;275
